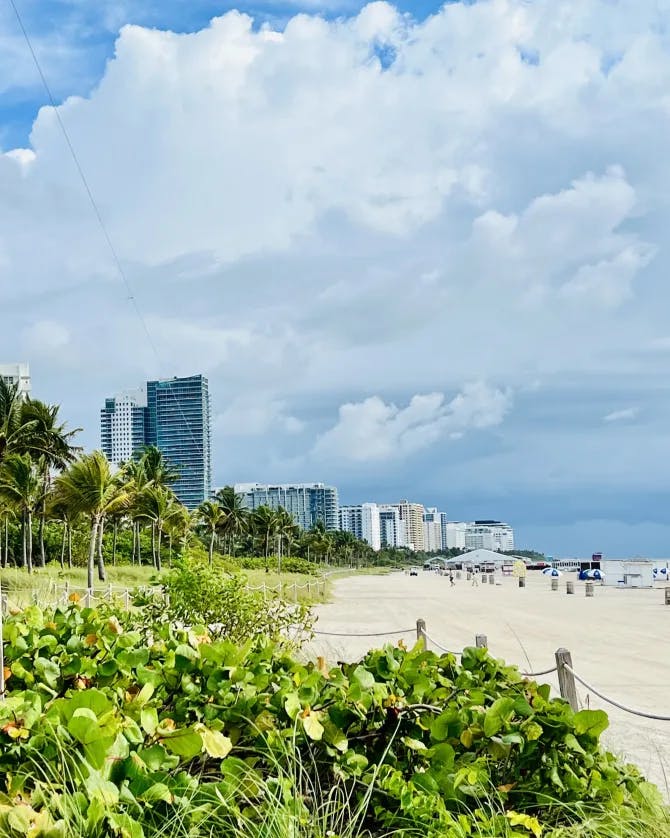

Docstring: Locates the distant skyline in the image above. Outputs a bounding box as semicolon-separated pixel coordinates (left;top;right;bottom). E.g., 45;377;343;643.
2;1;670;556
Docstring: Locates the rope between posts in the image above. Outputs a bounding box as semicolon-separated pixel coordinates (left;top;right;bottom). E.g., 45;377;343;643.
313;628;414;638
522;666;557;678
564;663;670;721
423;633;461;655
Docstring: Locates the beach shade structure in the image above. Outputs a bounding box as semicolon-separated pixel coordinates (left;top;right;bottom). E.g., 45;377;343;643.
542;567;562;577
590;569;604;580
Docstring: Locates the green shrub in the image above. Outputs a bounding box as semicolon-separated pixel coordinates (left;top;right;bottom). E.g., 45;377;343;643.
235;555;319;575
0;600;665;837
134;557;313;644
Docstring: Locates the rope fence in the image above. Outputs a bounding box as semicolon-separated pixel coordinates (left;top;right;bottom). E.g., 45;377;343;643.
309;618;670;723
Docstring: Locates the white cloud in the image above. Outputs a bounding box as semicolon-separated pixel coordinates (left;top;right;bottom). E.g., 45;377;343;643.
216;396;304;436
604;407;639;423
1;0;670;551
22;319;70;353
312;382;513;463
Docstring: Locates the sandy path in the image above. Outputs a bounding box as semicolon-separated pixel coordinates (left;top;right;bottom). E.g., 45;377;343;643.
307;570;670;793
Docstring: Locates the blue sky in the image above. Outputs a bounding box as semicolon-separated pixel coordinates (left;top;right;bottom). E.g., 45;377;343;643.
2;0;670;556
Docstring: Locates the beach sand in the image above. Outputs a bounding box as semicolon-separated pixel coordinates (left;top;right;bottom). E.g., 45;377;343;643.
307;569;670;794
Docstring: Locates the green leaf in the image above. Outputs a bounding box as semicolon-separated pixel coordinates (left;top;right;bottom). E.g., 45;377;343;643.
140;707;158;737
302;712;324;741
107;813;145;838
521;721;543;742
198;726;232;758
484;698;516;737
137;783;173;804
573;709;609;738
34;656;60;689
284;693;301;721
351;665;375;690
402;736;427;751
161;728;203;759
7;807;32;833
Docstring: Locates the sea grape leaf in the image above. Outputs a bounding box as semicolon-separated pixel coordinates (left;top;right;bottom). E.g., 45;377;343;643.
573;709;609;738
484;698;516;737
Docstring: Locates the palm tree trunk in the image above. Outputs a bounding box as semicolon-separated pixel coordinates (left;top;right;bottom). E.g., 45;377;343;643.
38;509;46;568
151;522;157;569
137;522;142;566
131;521;137;565
26;509;33;573
168;533;173;567
156;526;162;573
87;516;99;591
59;523;67;569
209;530;215;566
21;510;27;569
97;518;106;582
67;523;72;568
112;520;118;566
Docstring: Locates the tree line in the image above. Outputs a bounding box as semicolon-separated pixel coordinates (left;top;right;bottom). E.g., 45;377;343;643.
0;380;403;588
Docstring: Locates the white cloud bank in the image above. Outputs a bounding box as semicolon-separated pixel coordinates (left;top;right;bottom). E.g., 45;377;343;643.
313;382;512;462
0;0;669;536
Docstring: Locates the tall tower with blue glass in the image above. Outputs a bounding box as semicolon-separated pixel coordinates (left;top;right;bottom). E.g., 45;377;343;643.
146;375;211;508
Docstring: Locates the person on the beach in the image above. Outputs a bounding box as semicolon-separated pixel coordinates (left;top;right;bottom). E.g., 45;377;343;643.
449;571;455;586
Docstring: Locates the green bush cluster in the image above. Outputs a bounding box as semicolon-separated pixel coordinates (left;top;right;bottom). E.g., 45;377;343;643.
0;597;664;838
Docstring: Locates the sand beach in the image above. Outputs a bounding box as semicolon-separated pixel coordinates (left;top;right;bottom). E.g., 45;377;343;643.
309;569;670;793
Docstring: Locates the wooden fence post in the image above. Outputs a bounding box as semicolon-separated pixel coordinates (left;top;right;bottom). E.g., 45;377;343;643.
84;589;92;609
123;590;130;611
555;648;579;711
475;634;488;648
416;618;427;649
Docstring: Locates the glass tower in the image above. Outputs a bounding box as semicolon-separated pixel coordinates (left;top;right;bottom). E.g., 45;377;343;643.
146;375;211;508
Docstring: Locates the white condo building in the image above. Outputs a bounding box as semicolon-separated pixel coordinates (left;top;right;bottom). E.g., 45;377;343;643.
100;390;148;465
339;503;382;551
235;483;339;531
464;521;514;552
0;362;31;398
445;522;467;550
423;508;444;552
378;504;407;548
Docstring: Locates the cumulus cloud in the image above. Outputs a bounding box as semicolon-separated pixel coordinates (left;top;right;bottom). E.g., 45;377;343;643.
312;382;512;463
1;0;670;550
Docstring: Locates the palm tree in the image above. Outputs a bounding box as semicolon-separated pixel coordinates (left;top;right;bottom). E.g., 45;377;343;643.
137;445;179;487
46;495;78;569
20;399;80;567
0;454;43;572
198;500;225;566
0;379;36;465
252;505;280;571
215;486;249;555
135;485;179;571
163;504;192;566
53;451;131;589
275;507;299;572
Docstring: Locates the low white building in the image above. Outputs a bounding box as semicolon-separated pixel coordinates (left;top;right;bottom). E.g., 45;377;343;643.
446;548;513;569
601;559;654;588
0;362;31;398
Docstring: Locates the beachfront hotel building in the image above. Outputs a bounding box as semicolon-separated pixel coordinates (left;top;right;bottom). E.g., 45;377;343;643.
100;374;211;509
378;505;407;549
423;508;445;552
100;390;148;465
396;500;426;551
339;503;382;551
0;362;31;398
464;521;514;552
235;483;340;531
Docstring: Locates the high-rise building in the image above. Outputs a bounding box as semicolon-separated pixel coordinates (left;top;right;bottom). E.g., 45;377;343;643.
396;500;425;551
378;505;406;549
146;375;211;509
0;363;31;398
339;503;381;551
423;507;444;552
100;390;148;465
235;483;339;531
101;374;211;509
